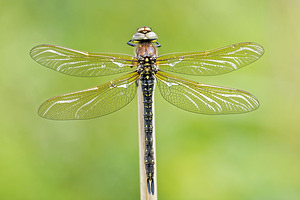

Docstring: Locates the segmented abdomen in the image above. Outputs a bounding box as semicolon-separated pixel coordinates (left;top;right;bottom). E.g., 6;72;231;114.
140;72;155;195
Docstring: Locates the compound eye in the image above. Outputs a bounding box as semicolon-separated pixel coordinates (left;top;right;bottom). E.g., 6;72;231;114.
145;32;158;40
132;33;145;41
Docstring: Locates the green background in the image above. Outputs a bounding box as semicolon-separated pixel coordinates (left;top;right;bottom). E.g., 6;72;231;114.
1;0;299;199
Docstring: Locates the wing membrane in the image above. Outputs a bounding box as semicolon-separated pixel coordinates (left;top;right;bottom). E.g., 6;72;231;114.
30;44;138;76
38;72;140;120
157;42;264;76
155;70;259;114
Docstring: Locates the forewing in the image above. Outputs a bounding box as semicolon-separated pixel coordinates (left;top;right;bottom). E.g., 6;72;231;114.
155;71;259;114
30;44;138;76
38;72;140;120
157;42;264;76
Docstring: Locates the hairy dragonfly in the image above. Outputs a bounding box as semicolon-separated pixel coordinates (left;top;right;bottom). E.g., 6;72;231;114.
30;26;264;194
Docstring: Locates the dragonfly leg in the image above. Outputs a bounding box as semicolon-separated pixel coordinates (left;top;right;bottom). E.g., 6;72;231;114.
127;40;137;47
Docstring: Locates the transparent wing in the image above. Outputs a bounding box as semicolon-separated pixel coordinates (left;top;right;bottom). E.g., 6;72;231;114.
157;42;264;76
155;70;259;114
38;72;140;120
30;44;138;76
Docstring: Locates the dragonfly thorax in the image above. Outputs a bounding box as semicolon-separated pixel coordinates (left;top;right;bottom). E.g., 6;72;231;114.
136;43;157;58
135;43;158;74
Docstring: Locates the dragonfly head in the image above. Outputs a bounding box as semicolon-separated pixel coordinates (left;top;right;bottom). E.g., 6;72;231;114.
127;26;161;47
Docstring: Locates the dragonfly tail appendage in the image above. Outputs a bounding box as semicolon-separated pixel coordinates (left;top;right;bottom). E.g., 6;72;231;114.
147;177;154;195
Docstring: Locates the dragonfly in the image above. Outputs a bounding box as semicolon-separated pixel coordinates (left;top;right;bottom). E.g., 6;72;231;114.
30;26;264;195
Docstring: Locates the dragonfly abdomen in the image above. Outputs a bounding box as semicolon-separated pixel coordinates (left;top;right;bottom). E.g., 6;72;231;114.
140;72;155;195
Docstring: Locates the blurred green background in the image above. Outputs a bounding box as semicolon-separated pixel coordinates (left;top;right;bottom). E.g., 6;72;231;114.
0;0;299;199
